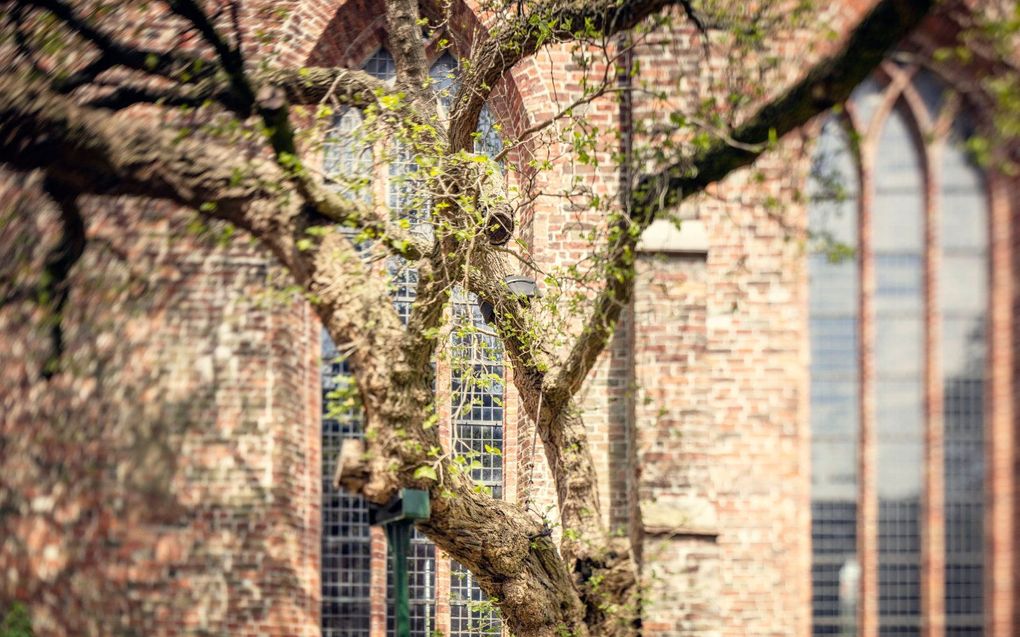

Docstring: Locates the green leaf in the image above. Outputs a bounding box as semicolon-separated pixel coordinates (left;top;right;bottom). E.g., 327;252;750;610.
0;602;33;637
422;413;439;430
414;465;438;482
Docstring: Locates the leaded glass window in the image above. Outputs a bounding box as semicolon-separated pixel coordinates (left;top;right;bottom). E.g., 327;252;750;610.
322;332;372;637
809;117;860;635
449;291;504;635
322;45;507;637
386;537;436;637
809;63;990;636
451;561;502;637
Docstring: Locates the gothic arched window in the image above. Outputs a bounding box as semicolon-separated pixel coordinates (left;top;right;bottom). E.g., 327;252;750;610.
321;47;506;637
809;63;990;637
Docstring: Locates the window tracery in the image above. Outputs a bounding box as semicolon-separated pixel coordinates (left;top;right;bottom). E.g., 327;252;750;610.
809;63;989;637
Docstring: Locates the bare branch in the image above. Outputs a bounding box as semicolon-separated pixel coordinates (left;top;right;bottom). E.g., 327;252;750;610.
677;0;710;37
14;0;218;86
164;0;245;81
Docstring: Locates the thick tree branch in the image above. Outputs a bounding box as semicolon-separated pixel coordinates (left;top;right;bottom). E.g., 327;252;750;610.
383;0;434;112
13;0;218;86
266;66;391;106
0;70;422;284
79;77;229;110
548;0;936;407
448;0;681;151
651;0;935;203
79;66;393;117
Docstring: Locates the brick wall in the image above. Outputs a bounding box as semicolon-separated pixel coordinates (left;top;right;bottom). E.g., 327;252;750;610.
630;143;814;637
0;179;321;636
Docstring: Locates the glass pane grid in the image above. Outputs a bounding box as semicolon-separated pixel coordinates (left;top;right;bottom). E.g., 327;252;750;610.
450;561;502;637
945;561;983;616
476;105;504;160
811;504;858;629
430;52;459;113
879;620;923;631
322;333;372;636
878;500;921;556
386;530;436;637
809;258;858;314
810;318;859;370
811;501;857;555
324;110;372;202
450;293;505;633
451;311;505;493
874;254;923;301
388;258;419;325
878;562;921;617
364;48;397;81
809;117;861;637
388;144;430;233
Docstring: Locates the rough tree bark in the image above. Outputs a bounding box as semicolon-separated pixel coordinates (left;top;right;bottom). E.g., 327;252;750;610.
0;0;934;635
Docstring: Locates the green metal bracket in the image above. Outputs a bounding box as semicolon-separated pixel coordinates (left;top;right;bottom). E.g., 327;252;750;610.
369;488;430;526
370;488;430;637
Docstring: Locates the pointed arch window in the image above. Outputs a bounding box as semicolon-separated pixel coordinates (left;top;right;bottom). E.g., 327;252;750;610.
321;46;507;637
808;63;991;637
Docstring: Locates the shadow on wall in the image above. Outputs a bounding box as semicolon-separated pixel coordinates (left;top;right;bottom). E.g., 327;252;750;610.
0;174;316;636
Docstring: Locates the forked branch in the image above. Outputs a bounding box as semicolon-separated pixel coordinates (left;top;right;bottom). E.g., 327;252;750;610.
448;0;682;151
